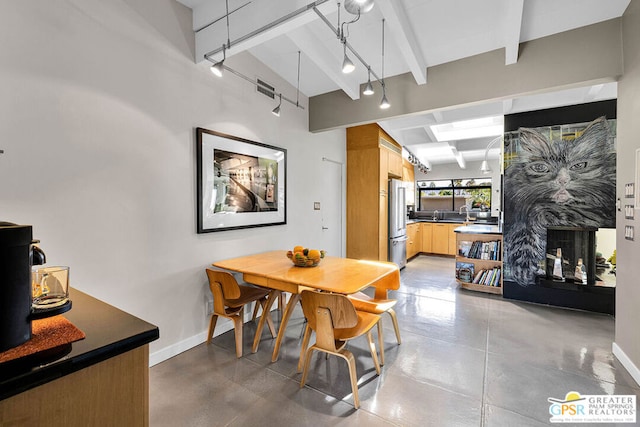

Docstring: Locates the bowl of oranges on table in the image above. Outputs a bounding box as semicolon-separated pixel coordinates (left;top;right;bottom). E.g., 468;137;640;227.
286;246;326;267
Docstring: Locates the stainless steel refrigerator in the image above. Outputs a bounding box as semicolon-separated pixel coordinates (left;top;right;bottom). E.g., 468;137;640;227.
388;178;407;269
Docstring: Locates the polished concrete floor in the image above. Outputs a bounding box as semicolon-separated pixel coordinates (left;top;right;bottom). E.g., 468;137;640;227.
149;256;639;426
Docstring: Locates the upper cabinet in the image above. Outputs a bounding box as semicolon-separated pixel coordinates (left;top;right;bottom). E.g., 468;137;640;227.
346;124;403;261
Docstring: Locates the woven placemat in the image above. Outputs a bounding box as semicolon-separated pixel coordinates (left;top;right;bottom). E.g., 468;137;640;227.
0;315;85;363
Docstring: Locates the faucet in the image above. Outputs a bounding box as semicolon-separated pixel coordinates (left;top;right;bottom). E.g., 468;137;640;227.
432;210;439;221
459;205;470;221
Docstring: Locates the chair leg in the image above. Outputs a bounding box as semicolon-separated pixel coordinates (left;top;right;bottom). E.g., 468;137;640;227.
232;314;244;358
297;324;312;373
366;330;381;375
339;350;360;409
388;308;401;344
251;300;260;321
299;345;316;388
377;320;385;366
207;314;218;344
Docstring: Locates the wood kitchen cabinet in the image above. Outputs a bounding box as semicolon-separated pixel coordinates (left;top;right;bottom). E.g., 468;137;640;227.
448;223;460;255
432;223;449;254
347;124;403;261
421;223;433;253
418;222;465;256
406;222;421;259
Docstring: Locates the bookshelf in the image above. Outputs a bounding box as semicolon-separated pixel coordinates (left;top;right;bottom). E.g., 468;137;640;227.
455;227;503;295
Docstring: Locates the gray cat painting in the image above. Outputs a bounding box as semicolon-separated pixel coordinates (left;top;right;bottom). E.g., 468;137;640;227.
503;116;616;286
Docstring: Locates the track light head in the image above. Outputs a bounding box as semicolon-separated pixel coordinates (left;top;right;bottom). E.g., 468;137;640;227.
210;61;224;77
363;80;374;95
363;68;374;95
210;44;227;77
342;44;355;74
272;94;282;117
379;91;390;109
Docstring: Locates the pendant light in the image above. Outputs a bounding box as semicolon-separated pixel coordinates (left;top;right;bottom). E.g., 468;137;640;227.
363;66;374;95
342;42;355;73
379;18;390;109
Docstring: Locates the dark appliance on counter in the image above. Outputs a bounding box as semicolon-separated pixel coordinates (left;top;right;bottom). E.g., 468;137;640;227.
0;222;47;352
388;179;407;269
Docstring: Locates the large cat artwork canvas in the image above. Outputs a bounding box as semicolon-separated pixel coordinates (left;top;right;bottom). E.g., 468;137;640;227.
503;116;616;287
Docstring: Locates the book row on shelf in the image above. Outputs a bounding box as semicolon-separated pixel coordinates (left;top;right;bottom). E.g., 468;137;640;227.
458;240;501;261
473;267;501;287
456;262;502;286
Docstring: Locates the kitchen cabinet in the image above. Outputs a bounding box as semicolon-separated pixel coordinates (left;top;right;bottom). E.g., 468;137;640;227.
417;222;466;255
421;223;433;253
448;224;459;255
347;124;403;261
406;223;421;259
454;225;503;295
432;223;449;254
0;288;158;425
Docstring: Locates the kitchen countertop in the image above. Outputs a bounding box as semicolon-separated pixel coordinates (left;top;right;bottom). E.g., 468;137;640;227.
453;224;503;235
408;219;499;225
0;287;159;401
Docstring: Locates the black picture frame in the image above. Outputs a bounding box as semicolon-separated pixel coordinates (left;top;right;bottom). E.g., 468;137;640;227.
196;128;286;233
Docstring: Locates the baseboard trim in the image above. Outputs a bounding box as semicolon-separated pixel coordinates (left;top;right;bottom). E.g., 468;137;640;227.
148;305;271;367
612;342;640;387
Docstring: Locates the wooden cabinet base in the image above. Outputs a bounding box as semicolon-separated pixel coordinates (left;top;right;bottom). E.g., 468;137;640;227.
458;280;503;295
0;345;149;426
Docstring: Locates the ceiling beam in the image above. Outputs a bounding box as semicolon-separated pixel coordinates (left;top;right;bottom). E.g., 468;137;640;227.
448;141;466;169
376;0;427;85
286;28;361;100
194;0;333;63
504;0;524;65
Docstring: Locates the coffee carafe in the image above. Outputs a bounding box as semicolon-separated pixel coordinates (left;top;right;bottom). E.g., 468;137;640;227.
0;222;46;352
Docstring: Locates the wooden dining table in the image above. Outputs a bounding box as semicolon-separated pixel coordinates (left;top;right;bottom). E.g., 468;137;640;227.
212;250;400;362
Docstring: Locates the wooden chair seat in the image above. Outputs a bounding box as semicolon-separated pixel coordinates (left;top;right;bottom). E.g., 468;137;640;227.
333;311;381;341
206;269;276;358
298;290;382;409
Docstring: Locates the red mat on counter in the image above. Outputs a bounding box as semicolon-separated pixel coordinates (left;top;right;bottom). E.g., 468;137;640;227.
0;315;85;363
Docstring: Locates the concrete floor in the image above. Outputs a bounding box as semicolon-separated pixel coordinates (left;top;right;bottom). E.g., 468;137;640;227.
149;256;639;426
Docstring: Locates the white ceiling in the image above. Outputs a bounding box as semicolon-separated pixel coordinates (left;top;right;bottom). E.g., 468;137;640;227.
178;0;628;167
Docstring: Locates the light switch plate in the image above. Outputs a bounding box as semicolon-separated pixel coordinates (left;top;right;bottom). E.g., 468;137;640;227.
314;202;320;210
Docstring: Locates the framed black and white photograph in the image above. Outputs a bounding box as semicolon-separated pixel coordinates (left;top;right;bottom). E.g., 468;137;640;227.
196;128;286;233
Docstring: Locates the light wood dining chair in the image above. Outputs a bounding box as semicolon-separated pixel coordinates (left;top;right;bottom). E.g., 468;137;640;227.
206;269;276;358
347;273;401;365
298;290;381;409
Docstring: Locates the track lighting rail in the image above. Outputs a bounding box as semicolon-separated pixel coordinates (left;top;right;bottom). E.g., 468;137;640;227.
312;6;382;84
203;0;330;61
221;65;305;110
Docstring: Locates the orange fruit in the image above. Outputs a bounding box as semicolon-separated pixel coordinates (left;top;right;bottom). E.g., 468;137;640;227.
293;245;304;254
308;249;321;259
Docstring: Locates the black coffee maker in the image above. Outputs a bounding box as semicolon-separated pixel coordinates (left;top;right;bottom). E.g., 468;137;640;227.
0;222;46;352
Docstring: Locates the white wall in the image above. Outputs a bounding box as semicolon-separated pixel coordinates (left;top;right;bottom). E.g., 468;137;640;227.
413;159;502;216
0;0;345;365
614;0;640;386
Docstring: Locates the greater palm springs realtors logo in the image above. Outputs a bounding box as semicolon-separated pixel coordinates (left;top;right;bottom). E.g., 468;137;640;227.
548;391;636;423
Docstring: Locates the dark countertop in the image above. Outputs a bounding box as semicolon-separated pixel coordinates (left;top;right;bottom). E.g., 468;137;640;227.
453;224;503;235
408;219;499;225
0;288;159;401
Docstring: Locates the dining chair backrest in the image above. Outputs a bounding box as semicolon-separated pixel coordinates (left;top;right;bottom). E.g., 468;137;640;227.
207;269;241;299
301;291;358;331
